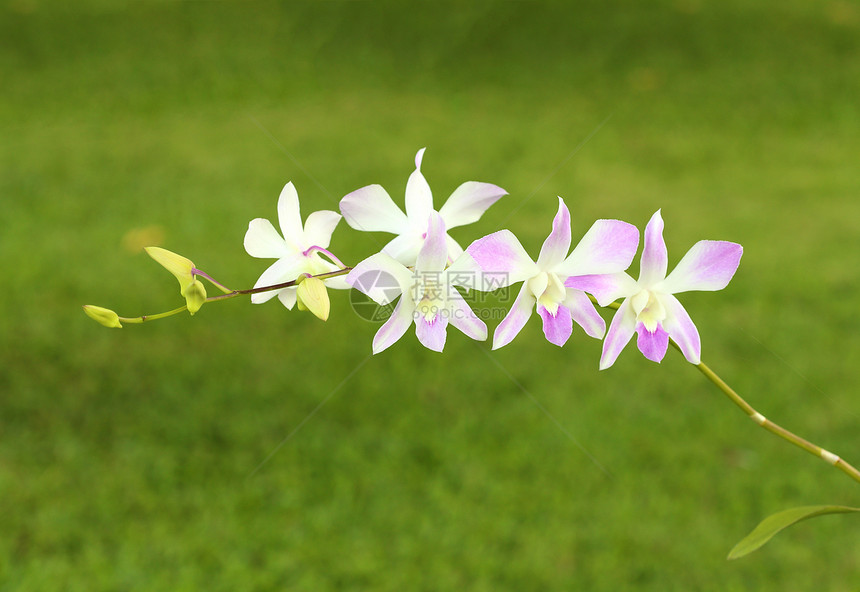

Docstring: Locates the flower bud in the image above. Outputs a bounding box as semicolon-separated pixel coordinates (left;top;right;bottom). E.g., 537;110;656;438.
144;246;207;313
296;276;330;321
83;305;122;328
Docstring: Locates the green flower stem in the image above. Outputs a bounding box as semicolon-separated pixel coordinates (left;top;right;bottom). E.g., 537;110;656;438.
691;355;860;485
593;295;860;485
118;305;189;324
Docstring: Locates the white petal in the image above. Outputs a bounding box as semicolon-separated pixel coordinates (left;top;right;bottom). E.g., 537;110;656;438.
405;148;434;227
445;233;464;263
556;219;640;277
277;288;298;310
439;181;508;230
662;294;701;364
382;232;424;267
372;298;416;354
639;210;668;286
249;256;308;304
277;182;304;249
536;197;571;270
415;211;448;273
465;230;539;286
303;210;341;250
564;290;606;339
658;240;743;295
347;253;414;305
492;283;536;350
339;184;409;234
447;291;488;341
244;218;291;259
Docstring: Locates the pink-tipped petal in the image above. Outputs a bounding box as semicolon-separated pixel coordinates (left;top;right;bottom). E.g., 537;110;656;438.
636;323;669;363
564;290;606;339
244;218;292;259
416;212;449;273
538;303;573;347
465;230;539;286
439;181;508;230
662;294;701;364
277;182;304;247
302;210;341;250
347;253;413;305
556;219;640;277
405;148;434;226
659;240;743;295
339;184;409;234
639;210;668;286
564;272;639;307
250;256;308;304
447;291;488;341
599;298;637;370
492;283;536;350
372;298;415;354
537;197;572;270
415;313;448;352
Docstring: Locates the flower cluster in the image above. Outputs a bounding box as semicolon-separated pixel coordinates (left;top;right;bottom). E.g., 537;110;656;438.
84;147;742;369
243;148;743;368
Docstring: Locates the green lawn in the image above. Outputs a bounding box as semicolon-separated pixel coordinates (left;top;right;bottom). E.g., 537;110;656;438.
2;1;860;590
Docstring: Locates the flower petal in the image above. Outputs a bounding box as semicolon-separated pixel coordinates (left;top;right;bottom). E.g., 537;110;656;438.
277;182;305;249
538;303;573;347
492;283;536;350
447;290;488;341
556;219;640;277
415;211;448;273
465;230;539;286
302;210;341;250
372;297;416;354
339;184;409;234
277;287;298;309
662;294;701;364
250;256;308;304
658;240;743;295
382;232;424;266
244;218;292;259
415;313;448;352
405;148;434;228
347;252;414;305
639;210;668;286
564;289;606;339
564;272;639;307
537;197;572;270
444;233;464;263
635;323;669;363
439;181;508;229
599;298;637;370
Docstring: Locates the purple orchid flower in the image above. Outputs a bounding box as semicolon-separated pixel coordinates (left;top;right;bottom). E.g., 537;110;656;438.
465;197;639;349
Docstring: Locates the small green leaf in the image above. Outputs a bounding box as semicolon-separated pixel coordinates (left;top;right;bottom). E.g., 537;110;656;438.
728;505;860;560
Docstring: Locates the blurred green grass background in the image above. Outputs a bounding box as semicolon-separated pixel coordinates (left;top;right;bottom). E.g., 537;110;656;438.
2;0;860;589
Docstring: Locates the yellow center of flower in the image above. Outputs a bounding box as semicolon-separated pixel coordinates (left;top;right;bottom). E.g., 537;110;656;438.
415;273;446;322
527;271;566;316
630;289;666;332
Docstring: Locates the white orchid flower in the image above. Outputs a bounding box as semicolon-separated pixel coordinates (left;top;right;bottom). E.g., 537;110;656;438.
567;210;743;369
243;182;348;314
347;212;487;354
465;197;640;349
339;148;507;266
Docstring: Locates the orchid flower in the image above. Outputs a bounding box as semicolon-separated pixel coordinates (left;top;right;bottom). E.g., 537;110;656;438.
339;148;507;266
243;182;348;317
465;197;640;349
347;211;487;353
568;210;743;369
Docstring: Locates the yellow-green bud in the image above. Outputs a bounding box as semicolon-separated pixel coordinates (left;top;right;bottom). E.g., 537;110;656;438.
296;276;330;321
144;246;207;313
83;305;123;328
